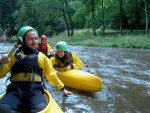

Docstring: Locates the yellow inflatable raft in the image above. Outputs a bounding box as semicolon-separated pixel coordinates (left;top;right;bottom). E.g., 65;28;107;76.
57;69;103;92
0;90;63;113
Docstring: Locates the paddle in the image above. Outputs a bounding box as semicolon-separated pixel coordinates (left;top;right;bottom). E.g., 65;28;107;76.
0;37;23;68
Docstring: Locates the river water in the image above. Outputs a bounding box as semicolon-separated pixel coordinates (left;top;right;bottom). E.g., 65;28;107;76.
0;43;150;113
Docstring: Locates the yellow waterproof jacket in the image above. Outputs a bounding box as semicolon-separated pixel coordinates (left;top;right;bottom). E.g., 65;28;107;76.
50;52;83;71
47;44;52;53
0;52;64;90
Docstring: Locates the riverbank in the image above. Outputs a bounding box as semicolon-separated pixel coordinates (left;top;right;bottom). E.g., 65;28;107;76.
5;29;150;49
48;29;150;49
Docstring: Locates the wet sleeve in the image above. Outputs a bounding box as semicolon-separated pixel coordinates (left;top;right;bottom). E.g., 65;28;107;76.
47;44;52;53
0;55;16;78
38;52;64;90
71;52;83;69
50;57;58;66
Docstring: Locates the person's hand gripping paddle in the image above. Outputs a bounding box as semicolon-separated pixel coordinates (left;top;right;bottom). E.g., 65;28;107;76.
0;37;23;68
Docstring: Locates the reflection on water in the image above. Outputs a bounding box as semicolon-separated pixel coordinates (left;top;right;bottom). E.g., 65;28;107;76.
0;44;150;113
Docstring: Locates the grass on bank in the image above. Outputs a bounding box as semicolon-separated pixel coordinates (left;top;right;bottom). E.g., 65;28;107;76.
48;29;150;49
7;29;150;49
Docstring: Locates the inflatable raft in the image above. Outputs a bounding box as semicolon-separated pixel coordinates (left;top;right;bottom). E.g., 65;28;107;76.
57;69;103;92
0;90;63;113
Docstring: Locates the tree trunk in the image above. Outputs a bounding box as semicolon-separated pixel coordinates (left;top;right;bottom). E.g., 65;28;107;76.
119;0;123;35
135;0;138;31
33;8;40;34
63;10;70;36
64;0;74;36
0;29;9;42
92;0;96;36
130;0;133;32
101;0;105;35
143;0;148;34
60;0;71;36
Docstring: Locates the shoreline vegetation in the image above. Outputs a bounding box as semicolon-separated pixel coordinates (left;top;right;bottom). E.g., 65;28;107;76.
49;29;150;49
6;29;150;49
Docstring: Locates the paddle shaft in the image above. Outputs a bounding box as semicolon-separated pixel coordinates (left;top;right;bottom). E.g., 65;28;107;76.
0;37;23;68
7;43;19;57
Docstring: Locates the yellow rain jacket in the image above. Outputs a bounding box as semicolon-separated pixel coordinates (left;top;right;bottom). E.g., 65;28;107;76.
47;44;52;53
50;52;83;72
0;52;64;90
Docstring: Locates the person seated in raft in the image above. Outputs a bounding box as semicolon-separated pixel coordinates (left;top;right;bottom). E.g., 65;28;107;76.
0;26;71;113
50;41;83;72
38;35;54;58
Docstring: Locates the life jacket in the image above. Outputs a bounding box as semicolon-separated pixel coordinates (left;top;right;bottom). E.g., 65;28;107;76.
38;43;47;55
53;52;73;68
10;49;42;81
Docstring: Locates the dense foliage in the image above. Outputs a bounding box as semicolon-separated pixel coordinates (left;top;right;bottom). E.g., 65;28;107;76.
0;0;149;37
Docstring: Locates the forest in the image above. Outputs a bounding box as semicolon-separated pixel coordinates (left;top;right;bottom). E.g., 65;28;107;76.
0;0;149;36
0;0;150;48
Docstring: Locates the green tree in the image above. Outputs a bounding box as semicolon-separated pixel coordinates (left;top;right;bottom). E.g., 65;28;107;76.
59;0;74;36
0;0;18;36
1;0;150;37
83;0;97;35
101;0;105;35
142;0;149;34
13;0;66;36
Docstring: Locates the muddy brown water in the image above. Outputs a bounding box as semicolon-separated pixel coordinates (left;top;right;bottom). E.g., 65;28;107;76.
0;43;150;113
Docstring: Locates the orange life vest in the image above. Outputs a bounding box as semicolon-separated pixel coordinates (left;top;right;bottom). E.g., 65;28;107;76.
38;43;47;55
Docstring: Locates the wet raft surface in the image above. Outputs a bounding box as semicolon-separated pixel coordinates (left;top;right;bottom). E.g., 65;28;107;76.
0;44;150;113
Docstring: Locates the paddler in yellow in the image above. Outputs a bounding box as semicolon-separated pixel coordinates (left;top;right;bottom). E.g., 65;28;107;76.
0;26;71;113
50;41;83;72
38;35;54;58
